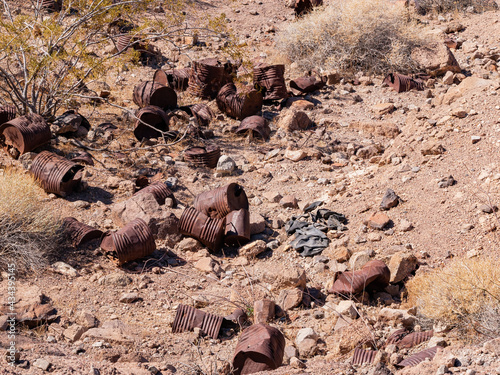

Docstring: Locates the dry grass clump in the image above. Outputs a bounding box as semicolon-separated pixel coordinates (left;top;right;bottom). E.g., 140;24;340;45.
0;169;61;274
415;0;498;15
275;0;423;75
407;257;500;338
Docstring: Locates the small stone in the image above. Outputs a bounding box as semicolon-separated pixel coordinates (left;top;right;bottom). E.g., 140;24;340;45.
367;232;382;242
442;71;455;85
250;212;266;234
51;262;79;277
216;155;236;176
436;365;449;375
479;204;497;214
399;219;414;232
438;175;456;188
471;135;481;144
372;103;395;115
33;358;51;371
290;356;307;368
253;299;275;324
336;300;358;319
365;212;391;230
277;110;312;131
278;288;303;311
388;252;418;283
194;257;221;275
465;370;476;375
239;240;266;259
176;238;203;252
63;324;87;342
380;189;400;210
280;195;298;208
119;293;139;303
421;141;445;156
284;149;307;162
283;346;299;364
349;251;371;270
263;191;282;203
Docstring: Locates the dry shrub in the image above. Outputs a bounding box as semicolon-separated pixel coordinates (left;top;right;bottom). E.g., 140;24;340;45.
275;0;423;75
414;0;498;14
0;169;61;274
407;257;500;338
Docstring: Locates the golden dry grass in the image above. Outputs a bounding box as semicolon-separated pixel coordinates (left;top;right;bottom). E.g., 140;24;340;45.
407;257;500;338
0;168;61;274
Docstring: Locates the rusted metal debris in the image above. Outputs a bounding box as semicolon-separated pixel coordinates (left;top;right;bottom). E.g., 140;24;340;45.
193;183;249;220
294;0;323;16
235;116;271;141
290;75;327;96
253;64;288;101
0;114;51;159
188;58;234;99
133;81;177;111
0;105;16;125
172;304;224;339
352;347;378;366
63;217;103;247
383;73;425;93
329;260;390;296
184;145;221;168
100;218;156;266
108;19;136;53
384;328;408;347
41;0;62;12
232;323;285;375
225;208;251;245
134;105;172;140
154;68;191;91
179;207;225;251
224;308;248;328
52;110;91;135
134;180;176;206
70;151;94;166
397;346;439;367
30;151;84;196
216;83;263;120
181;103;214;127
398;330;434;349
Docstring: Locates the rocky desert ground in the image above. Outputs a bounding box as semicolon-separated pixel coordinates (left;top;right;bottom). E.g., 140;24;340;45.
1;0;500;374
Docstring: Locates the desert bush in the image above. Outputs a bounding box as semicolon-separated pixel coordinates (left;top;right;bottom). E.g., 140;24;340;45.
0;169;61;274
414;0;498;15
275;0;423;75
407;257;500;338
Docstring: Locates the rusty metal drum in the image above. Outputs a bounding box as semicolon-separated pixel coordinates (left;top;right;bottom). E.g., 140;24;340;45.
0;114;51;158
235;116;271;141
225;209;250;245
193;183;249;219
133;81;177;110
253;64;288;101
179;207;225;252
63;217;103;247
133;105;171;140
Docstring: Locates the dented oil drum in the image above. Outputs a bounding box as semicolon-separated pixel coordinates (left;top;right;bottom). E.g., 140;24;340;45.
398;330;434;349
232;323;285;375
225;209;250;245
290;76;327;96
100;218;156;265
0;114;51;159
397;346;439;367
30;151;84;196
133;81;177;110
216;83;263;120
63;217;103;247
154;68;190;91
181;103;214;127
134;105;171;140
383;73;425;93
193;183;249;219
172;304;224;339
188;58;233;99
253;64;288;101
329;260;390;296
184;145;221;168
235;116;271;141
179;207;225;252
0;105;16;125
134;181;176;206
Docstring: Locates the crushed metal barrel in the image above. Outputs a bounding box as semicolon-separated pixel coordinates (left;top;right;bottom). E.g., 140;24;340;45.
352;347;377;366
290;75;327;96
0;114;51;159
63;217;103;247
397;346;439;367
0;105;16;125
225;208;251;245
384;328;408;347
193;183;249;219
184;145;221;168
133;105;171;140
235;116;271;141
383;73;425;93
70;151;94;166
216;83;263;120
329;260;390;296
398;330;434;349
100;218;156;265
179;207;225;252
30;151;84;196
188;58;233;99
172;304;224;339
232;323;285;375
154;68;190;91
134;180;176;206
181;103;214;127
253;64;288;101
133;81;177;111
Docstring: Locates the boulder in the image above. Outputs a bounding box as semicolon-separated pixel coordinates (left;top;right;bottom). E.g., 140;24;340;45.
411;42;461;76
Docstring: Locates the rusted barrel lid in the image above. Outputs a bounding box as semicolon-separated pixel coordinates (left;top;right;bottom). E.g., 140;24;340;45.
253;64;288;101
133;81;177;110
397;346;439;367
397;330;434;349
216;83;263;120
70;151;94;166
179;207;225;252
100;218;156;265
352;347;377;366
180;103;214;127
30;151;84;196
63;217;103;247
329;260;390;296
184;145;221;168
134;180;176;206
154;68;190;91
0;105;16;125
290;76;327;95
172;304;224;339
383;73;425;93
235;116;271;141
133;105;171;140
225;208;250;246
193;183;249;220
0;114;51;158
232;323;285;375
188;58;233;99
